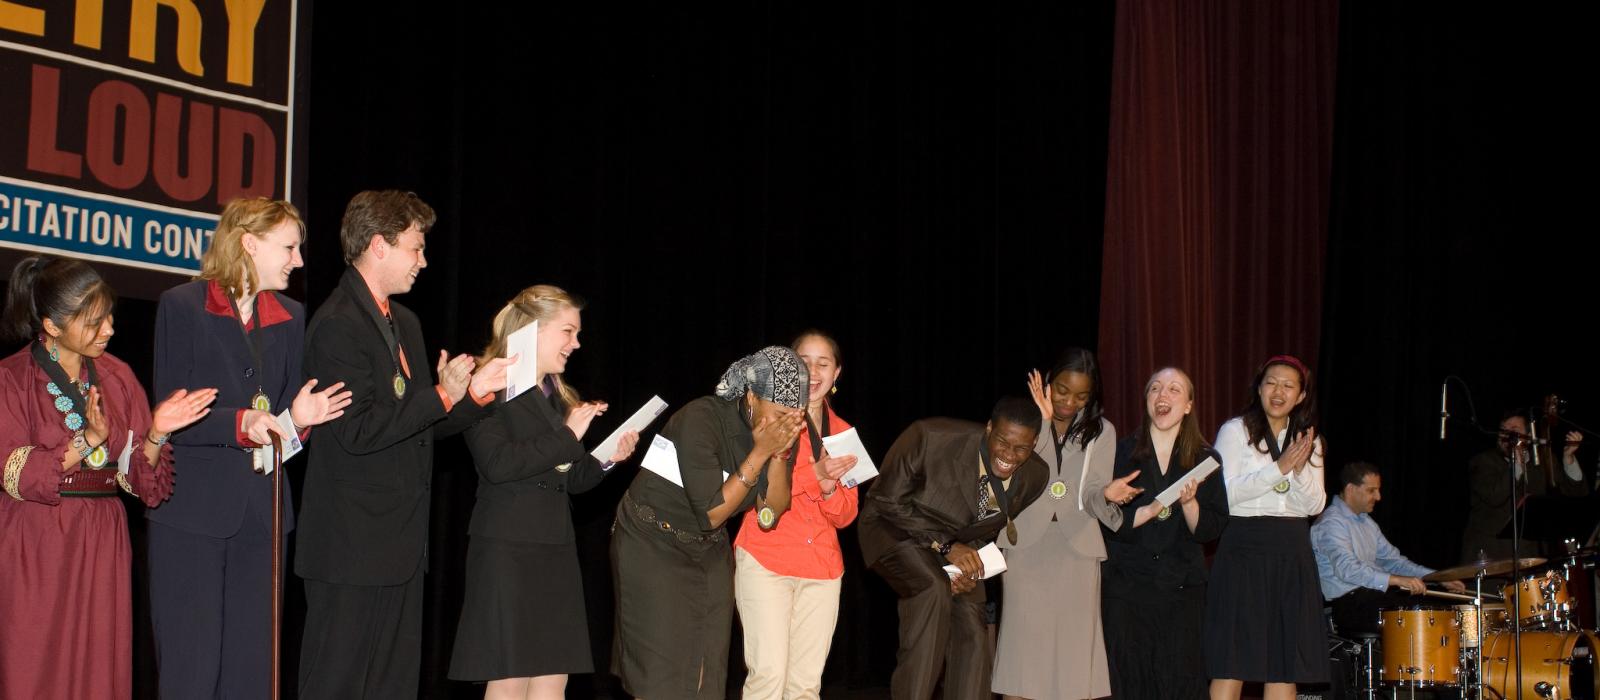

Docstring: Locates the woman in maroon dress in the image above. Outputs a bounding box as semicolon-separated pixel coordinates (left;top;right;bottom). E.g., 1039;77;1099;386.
0;256;216;698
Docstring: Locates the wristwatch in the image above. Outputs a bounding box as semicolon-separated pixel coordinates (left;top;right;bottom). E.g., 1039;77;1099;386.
71;432;93;460
929;539;953;556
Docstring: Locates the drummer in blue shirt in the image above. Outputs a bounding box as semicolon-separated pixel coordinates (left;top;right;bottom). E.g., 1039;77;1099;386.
1310;461;1466;635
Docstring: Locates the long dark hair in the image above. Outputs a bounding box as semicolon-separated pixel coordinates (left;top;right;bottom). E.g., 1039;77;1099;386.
1130;367;1211;472
2;256;116;345
1240;355;1319;454
1049;347;1105;448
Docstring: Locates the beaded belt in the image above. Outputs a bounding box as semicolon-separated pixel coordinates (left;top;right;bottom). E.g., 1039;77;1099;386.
60;466;121;497
621;492;725;545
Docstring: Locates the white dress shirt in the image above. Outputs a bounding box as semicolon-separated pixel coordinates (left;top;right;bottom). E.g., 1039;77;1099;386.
1215;416;1326;518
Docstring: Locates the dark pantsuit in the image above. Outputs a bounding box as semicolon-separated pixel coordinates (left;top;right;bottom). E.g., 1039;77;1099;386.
148;517;275;699
297;572;424;700
872;543;990;700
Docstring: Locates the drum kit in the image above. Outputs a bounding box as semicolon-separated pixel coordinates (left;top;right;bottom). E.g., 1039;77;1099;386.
1336;547;1600;699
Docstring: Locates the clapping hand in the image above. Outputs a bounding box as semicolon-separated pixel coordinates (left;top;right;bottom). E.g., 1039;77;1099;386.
436;351;475;403
565;401;608;440
289;379;352;428
152;388;218;436
1279;428;1317;475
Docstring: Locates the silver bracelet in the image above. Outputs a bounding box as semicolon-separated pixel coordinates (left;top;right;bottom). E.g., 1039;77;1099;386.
734;468;758;488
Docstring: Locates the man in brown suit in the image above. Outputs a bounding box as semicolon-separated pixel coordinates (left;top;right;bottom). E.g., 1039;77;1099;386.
859;396;1048;700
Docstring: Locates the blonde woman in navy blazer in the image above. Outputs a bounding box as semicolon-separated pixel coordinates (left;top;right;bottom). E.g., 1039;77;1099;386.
148;198;351;699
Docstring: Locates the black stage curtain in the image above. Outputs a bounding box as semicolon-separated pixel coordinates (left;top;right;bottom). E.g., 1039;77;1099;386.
1318;5;1593;573
295;2;1115;697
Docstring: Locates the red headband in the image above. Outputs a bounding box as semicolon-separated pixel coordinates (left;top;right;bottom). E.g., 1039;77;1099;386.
1260;354;1311;383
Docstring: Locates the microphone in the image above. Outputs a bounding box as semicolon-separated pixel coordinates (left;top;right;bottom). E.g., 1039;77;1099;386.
1532;420;1542;467
1440;381;1449;441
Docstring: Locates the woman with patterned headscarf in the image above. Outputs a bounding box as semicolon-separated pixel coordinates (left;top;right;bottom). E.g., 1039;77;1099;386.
611;346;807;699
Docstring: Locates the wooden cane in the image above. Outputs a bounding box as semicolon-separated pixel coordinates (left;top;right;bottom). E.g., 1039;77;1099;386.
269;434;283;700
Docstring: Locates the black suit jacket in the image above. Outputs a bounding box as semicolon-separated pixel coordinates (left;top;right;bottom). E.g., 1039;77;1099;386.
150;280;302;537
463;385;609;544
858;417;1048;568
294;267;491;585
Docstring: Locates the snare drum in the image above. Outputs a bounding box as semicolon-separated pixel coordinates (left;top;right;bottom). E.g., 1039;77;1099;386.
1502;570;1572;628
1481;630;1600;700
1457;604;1483;648
1377;606;1461;687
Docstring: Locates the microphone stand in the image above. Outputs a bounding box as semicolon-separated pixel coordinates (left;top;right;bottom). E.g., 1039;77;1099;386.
1508;433;1526;700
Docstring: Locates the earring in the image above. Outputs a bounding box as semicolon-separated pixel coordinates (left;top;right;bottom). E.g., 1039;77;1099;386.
830;385;838;395
45;336;58;362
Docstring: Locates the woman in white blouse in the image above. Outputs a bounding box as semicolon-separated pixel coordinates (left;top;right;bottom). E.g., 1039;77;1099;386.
1204;355;1326;700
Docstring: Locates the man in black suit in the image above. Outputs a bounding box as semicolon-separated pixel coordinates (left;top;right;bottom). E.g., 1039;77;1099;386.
1461;410;1587;562
858;396;1049;700
295;190;512;699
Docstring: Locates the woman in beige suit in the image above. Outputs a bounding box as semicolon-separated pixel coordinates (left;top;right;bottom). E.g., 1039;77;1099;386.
992;348;1142;700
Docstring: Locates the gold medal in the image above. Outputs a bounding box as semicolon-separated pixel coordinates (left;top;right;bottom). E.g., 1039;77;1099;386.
393;372;406;399
85;445;109;468
1048;480;1068;500
1156;505;1172;521
251;391;271;412
1273;479;1291;494
555;462;572;473
757;506;777;529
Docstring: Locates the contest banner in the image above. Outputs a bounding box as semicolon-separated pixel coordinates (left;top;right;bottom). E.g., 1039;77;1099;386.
1;0;301;275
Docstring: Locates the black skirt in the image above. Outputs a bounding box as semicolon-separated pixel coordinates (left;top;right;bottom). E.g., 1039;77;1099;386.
1104;582;1209;700
1203;516;1328;684
449;536;594;680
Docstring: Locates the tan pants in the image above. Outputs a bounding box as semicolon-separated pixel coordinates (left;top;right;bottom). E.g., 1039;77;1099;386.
734;547;843;700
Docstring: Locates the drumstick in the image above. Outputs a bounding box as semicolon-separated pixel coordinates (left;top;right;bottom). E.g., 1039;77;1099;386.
1421;588;1502;602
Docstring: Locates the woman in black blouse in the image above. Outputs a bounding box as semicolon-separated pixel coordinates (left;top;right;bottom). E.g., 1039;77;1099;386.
1101;367;1228;700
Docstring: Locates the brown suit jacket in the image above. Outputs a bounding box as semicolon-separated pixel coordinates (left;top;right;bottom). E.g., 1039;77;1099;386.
859;417;1048;568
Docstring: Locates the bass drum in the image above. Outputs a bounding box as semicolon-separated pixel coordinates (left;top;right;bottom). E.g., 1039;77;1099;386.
1481;630;1600;700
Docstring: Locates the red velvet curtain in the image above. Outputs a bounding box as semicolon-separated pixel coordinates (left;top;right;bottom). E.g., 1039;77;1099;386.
1097;0;1339;436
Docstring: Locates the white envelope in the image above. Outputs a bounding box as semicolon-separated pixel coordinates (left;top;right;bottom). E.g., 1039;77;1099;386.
504;320;539;401
641;434;684;487
592;396;669;463
942;542;1008;580
820;428;879;488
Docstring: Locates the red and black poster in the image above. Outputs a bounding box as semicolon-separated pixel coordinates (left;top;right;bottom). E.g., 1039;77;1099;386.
1;0;302;276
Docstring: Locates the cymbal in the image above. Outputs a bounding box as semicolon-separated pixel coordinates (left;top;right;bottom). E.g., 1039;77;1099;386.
1424;557;1547;582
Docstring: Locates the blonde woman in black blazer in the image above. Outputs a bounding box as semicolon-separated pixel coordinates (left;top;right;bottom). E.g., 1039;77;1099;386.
449;285;639;699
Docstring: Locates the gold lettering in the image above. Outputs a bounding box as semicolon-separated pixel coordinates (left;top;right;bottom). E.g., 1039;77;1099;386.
223;0;267;86
74;0;103;48
0;0;46;36
129;0;204;77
